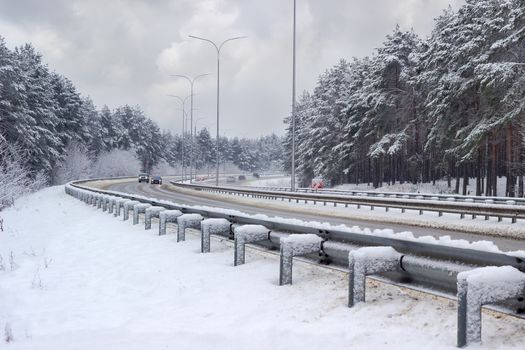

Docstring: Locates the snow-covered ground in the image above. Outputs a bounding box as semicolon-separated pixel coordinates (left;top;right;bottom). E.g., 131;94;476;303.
1;186;524;349
334;178;510;196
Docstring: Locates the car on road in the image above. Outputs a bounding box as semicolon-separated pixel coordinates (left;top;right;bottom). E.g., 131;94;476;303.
150;175;162;185
238;175;246;181
138;173;150;183
226;176;236;183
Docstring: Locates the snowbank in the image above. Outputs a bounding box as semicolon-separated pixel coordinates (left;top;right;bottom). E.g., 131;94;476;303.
0;186;524;349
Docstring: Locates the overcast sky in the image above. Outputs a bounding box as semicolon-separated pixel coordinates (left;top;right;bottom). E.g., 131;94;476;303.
0;0;465;138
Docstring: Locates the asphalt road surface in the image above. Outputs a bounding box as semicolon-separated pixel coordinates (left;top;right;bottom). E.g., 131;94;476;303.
105;179;525;251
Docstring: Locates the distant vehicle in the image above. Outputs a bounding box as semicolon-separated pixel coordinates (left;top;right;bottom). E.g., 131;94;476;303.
311;178;324;189
138;173;150;183
252;173;260;178
196;176;207;182
226;176;236;183
238;175;246;181
150;175;162;185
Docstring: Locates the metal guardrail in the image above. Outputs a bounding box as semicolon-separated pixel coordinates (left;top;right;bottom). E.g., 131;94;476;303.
66;179;525;347
171;182;525;223
70;180;524;299
232;184;525;206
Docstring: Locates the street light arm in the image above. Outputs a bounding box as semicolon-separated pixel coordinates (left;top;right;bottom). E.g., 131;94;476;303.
189;35;220;53
193;73;211;82
166;94;191;104
218;36;247;52
170;74;192;84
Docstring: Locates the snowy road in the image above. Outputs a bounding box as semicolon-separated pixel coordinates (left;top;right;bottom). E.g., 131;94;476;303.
104;179;525;251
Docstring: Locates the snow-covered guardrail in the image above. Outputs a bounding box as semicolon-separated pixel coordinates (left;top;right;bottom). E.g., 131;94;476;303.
66;180;525;347
233;184;525;207
171;182;525;223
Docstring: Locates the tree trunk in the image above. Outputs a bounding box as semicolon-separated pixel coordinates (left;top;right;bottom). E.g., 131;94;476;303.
476;147;482;196
462;165;468;195
506;124;515;197
455;167;460;194
492;140;498;197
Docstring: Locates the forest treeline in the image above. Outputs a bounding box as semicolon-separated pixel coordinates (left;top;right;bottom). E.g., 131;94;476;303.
0;36;283;184
284;0;525;197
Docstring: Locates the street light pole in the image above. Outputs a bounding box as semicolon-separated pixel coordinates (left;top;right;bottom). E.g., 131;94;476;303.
291;0;297;192
189;35;246;186
167;94;191;182
170;74;209;183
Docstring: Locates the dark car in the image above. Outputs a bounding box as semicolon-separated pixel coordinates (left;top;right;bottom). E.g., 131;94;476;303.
238;175;246;181
150;175;162;185
252;173;260;179
138;173;150;183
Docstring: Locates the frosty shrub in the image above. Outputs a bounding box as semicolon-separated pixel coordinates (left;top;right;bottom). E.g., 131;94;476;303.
92;149;141;178
0;139;48;210
54;143;93;184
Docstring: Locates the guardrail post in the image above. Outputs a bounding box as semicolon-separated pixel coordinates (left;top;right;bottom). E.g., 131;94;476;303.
107;197;118;214
96;194;104;209
102;196;111;212
348;247;402;307
133;203;151;225
279;234;323;285
123;200;140;221
145;206;166;230
115;198;127;217
233;225;271;266
456;266;525;347
201;218;231;253
176;214;203;242
159;210;183;235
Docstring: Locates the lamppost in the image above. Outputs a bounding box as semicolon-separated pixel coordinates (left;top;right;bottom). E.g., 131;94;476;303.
167;94;191;182
189;34;246;185
170;74;209;183
291;0;297;192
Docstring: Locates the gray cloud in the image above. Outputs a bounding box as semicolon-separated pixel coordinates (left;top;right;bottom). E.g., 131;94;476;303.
0;0;464;138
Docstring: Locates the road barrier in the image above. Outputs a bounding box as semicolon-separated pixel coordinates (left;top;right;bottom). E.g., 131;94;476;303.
234;184;525;207
348;247;403;307
176;214;203;242
133;203;151;225
145;206;166;230
123;200;139;221
159;210;183;236
201;218;231;253
171;182;525;223
66;181;525;347
233;225;271;266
